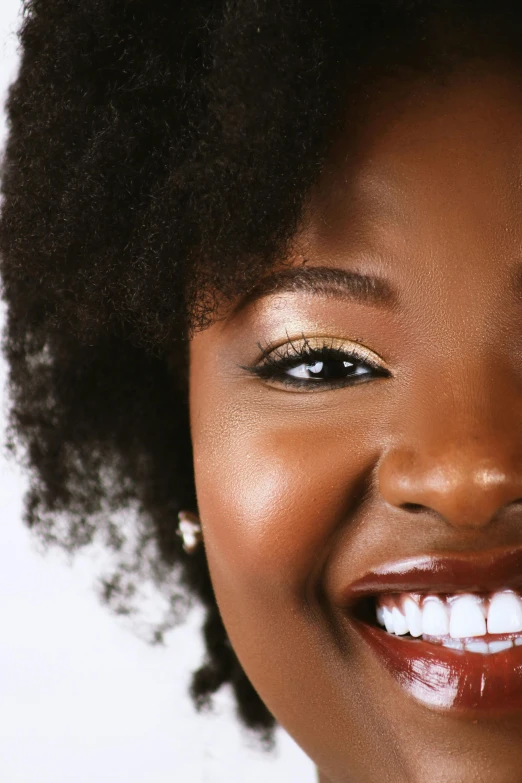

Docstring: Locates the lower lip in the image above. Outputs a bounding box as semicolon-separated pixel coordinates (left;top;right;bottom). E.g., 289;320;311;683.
355;621;522;713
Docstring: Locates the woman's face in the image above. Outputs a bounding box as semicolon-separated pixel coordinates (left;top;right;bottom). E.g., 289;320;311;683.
189;65;522;782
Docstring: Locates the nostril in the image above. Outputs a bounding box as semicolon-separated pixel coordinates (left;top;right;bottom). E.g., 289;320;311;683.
400;502;426;514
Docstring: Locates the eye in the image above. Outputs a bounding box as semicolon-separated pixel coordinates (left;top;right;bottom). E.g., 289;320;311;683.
242;336;390;391
286;357;368;381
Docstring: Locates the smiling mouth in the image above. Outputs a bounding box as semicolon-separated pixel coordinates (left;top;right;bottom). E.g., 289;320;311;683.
341;545;522;713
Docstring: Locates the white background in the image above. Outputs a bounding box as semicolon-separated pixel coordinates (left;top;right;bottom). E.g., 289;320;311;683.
0;3;316;780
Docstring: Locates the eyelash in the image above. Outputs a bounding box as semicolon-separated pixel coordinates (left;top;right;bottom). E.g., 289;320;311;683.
243;337;390;390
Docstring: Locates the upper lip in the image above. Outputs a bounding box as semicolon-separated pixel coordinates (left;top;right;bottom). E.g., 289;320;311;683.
338;544;522;609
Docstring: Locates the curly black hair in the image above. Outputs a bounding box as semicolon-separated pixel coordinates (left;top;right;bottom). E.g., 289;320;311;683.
1;0;522;748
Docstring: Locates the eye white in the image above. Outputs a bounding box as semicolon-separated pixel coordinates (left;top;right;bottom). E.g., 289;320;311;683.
286;359;358;379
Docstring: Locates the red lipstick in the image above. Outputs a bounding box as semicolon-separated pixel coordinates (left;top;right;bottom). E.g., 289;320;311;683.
354;622;522;713
342;545;522;600
339;545;522;713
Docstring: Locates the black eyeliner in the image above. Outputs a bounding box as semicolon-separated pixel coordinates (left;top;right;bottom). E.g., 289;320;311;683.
240;339;390;389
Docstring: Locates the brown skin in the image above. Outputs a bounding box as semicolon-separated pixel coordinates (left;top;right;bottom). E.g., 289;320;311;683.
189;63;522;782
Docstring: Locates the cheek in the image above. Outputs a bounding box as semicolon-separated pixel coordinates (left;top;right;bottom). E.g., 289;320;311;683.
189;384;392;770
190;388;378;644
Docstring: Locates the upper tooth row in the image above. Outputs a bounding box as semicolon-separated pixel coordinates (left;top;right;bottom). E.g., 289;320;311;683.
376;590;522;639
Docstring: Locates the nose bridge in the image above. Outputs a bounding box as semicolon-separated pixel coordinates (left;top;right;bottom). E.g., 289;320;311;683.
378;359;522;528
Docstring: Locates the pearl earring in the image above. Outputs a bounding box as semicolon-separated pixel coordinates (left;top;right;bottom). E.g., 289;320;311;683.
176;510;203;554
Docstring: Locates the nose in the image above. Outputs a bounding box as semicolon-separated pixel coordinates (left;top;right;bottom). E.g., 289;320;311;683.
378;377;522;530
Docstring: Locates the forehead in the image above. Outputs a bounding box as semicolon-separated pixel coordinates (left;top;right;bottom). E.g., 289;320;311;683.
300;64;522;294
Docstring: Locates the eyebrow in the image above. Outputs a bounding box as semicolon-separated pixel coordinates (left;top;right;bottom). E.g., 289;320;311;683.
232;265;397;315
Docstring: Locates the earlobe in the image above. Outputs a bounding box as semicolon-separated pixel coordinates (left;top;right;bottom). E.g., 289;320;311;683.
176;510;203;554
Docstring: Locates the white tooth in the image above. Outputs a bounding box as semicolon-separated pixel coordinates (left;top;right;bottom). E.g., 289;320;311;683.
421;597;449;637
442;638;463;650
487;591;522;635
515;636;522;647
465;640;489;654
449;594;486;639
488;639;513;654
403;597;423;638
376;605;385;626
391;606;409;635
382;606;395;634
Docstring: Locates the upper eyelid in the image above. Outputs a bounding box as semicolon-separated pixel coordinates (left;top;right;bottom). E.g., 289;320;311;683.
254;335;390;370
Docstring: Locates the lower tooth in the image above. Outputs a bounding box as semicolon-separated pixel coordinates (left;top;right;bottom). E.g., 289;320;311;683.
442;638;463;650
516;637;522;647
465;640;489;654
489;639;513;653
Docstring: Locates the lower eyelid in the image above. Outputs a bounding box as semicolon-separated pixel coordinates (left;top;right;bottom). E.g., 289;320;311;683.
265;374;382;393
